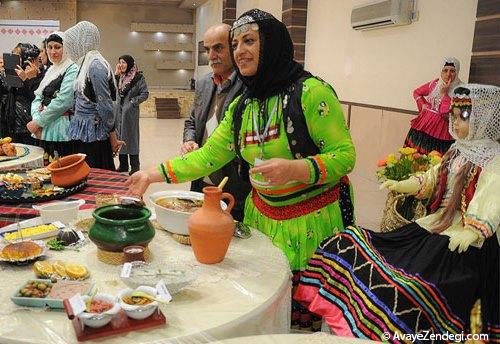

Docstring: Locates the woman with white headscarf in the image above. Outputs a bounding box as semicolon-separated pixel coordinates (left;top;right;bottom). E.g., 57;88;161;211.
404;57;462;155
63;21;122;170
27;32;77;165
296;84;499;341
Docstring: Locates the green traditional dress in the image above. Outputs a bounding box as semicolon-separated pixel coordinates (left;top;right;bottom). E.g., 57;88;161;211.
159;77;356;271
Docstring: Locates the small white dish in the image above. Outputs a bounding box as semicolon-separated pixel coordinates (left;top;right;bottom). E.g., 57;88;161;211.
78;294;120;328
33;199;85;224
118;286;158;320
121;261;198;294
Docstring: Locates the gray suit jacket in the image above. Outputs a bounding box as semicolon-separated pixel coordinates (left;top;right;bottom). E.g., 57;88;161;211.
182;72;250;219
183;72;242;144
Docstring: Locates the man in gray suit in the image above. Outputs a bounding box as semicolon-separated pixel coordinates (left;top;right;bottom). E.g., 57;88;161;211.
182;24;250;221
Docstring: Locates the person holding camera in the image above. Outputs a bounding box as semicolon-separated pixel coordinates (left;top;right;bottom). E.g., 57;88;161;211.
0;43;42;144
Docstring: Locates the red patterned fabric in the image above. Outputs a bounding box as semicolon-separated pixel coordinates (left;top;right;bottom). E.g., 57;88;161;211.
0;168;128;227
251;177;348;220
429;166;481;214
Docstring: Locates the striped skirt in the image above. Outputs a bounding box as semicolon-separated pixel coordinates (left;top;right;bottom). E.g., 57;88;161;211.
294;223;499;343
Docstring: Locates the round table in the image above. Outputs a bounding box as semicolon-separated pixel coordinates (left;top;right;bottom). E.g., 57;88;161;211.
210;333;374;343
0;143;44;171
0;213;292;344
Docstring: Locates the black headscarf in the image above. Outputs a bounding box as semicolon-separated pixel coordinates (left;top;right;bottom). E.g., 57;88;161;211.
46;33;63;45
229;9;305;101
119;54;135;74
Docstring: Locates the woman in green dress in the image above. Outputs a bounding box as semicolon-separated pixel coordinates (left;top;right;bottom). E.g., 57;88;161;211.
126;9;356;329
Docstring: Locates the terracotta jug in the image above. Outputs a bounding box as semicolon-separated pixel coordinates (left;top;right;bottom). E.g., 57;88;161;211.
188;186;235;264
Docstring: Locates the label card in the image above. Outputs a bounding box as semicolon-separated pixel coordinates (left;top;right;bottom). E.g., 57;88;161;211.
156;279;172;303
121;262;132;278
76;230;85;242
69;293;86;316
52;221;65;229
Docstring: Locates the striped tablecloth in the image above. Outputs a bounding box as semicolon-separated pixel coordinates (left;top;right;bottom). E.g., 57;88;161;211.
0;168;129;227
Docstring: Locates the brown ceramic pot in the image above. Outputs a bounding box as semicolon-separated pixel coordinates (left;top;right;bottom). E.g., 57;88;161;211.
47;153;90;187
188;186;235;264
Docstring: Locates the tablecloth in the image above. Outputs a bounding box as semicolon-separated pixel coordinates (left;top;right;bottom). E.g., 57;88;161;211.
0;168;129;227
0;216;292;344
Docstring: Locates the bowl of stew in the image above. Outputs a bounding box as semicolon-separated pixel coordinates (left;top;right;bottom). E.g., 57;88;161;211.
149;190;227;235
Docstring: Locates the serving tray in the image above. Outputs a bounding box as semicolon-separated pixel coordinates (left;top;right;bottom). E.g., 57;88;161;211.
10;279;94;308
0;170;86;204
64;306;167;342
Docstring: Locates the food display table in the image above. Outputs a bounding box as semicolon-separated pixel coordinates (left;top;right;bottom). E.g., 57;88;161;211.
211;333;374;344
0;168;129;227
0;217;291;343
0;144;44;171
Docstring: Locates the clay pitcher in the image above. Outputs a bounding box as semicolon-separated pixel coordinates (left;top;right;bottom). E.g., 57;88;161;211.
188;186;235;264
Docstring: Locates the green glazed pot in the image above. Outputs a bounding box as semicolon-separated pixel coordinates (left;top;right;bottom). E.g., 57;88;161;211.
89;205;155;252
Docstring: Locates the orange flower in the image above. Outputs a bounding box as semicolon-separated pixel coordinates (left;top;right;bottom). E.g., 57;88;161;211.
428;150;442;157
377;158;387;167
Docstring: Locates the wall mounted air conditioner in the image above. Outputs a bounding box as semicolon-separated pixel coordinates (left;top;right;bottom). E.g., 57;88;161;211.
351;0;415;31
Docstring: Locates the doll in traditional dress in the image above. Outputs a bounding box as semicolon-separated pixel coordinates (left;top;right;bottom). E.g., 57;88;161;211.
295;83;499;341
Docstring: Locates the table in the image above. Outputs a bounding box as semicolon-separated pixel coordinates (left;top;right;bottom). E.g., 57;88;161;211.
210;333;374;344
0;217;291;343
0;144;44;171
0;168;129;227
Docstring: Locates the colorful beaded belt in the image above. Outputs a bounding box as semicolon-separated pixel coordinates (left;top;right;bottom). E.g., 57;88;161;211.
252;176;349;220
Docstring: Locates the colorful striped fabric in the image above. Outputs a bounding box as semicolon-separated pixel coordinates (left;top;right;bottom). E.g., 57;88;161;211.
295;226;467;342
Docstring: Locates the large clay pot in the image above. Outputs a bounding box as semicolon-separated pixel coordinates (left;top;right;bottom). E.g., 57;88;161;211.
89;205;155;252
188;186;235;264
47;153;90;187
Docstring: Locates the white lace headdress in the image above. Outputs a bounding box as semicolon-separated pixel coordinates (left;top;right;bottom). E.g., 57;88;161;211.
63;21;112;94
449;84;500;168
427;57;462;108
35;31;74;96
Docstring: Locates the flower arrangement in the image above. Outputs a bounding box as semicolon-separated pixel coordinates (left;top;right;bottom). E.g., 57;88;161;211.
376;147;442;182
377;148;443;225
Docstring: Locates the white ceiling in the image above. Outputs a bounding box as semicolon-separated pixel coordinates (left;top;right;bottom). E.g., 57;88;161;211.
75;0;208;8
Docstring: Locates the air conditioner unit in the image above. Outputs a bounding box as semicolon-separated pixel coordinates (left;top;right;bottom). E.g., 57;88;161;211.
351;0;414;31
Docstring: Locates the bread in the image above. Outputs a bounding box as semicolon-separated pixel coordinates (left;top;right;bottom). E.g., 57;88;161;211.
1;241;43;260
1;143;16;157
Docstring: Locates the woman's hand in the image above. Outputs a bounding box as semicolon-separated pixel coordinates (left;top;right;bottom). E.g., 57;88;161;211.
125;170;152;198
15;65;27;81
249;158;309;186
125;166;164;197
26;120;41;134
115;63;121;76
24;61;39;79
440;79;451;96
109;131;125;155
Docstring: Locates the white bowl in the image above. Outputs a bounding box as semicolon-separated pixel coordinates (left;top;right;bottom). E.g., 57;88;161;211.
121;261;198;294
149;190;226;235
118;286;158;320
78;294;120;328
33;199;85;224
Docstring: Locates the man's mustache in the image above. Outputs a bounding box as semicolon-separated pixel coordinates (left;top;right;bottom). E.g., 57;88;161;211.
209;59;222;66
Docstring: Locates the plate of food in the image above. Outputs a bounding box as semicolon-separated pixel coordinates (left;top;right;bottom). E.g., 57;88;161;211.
0;137;30;162
0;170;86;203
121;261;198;294
0;240;47;264
11;279;94;308
0;221;64;242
